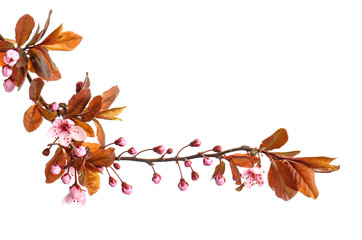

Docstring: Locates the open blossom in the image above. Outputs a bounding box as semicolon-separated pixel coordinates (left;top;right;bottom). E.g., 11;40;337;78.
3;49;20;67
242;167;264;188
46;118;87;147
62;184;86;206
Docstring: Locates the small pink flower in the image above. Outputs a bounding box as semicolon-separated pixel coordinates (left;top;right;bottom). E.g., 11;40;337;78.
190;139;201;147
203;157;213;166
152;173;161;184
128;147;137;155
75;146;87;157
109;177;117;187
115;137;127;147
242;167;264;188
50;102;59;111
3;79;15;92
63;184;86;206
2;66;12;77
184;159;192;167
122;182;133;195
46;118;87;147
3;49;20;67
51;164;62;175
61;173;71;184
178;178;189;191
153;145;165;155
191;171;199;181
215;173;225;186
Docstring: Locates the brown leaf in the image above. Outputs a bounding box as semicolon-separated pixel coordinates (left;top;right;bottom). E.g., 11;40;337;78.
82;72;90;90
82;168;100;196
28;46;60;80
67;88;91;115
229;160;241;184
100;86;120;112
43;31;82;51
15;47;29;68
37;105;57;122
211;161;225;179
224;153;253;168
79;96;103;122
15;14;35;46
70;117;95;137
82;142;101;153
23;104;43;132
271;151;301;158
292;157;340;173
29;78;44;101
45;146;68;183
26;10;53;47
39;24;63;46
96;107;126;121
260;128;288;151
0;40;14;52
11;65;28;88
93;118;105;147
87;148;115;167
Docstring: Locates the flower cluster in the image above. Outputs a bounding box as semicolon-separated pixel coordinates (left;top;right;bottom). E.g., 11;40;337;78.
2;49;19;92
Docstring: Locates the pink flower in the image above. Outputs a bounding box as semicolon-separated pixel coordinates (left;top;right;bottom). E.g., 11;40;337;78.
152;173;161;184
115;137;127;147
50;102;59;111
75;146;87;157
153;145;165;155
122;182;133;195
242;167;264;188
62;184;86;206
61;173;71;184
109;177;117;187
3;79;15;92
46;118;87;147
51;164;62;175
190;139;201;147
178;178;189;191
2;66;12;77
3;49;20;67
128;147;137;155
184;159;192;167
215;173;226;186
203;157;213;166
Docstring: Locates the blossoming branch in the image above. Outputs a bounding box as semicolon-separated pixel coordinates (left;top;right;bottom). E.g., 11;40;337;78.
0;11;340;206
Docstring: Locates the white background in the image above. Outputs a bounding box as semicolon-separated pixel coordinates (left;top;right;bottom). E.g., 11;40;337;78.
0;0;361;239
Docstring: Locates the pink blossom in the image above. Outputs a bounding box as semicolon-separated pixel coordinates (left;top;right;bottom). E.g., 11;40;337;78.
203;157;213;166
2;66;12;77
61;173;71;184
128;147;137;155
215;173;226;186
75;146;87;157
178;178;189;191
153;145;165;155
184;159;192;167
46;118;87;147
3;79;15;92
62;184;86;206
50;102;59;111
3;49;20;67
242;167;264;188
152;173;161;184
51;164;62;175
115;137;127;147
190;139;201;147
122;182;133;195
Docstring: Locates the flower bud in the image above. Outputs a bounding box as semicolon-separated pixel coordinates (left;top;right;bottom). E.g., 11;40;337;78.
128;147;137;155
109;177;117;187
3;79;15;92
184;159;192;167
42;148;50;156
61;173;71;184
203;157;213;166
50;102;59;111
191;171;199;181
166;148;173;154
178;178;189;191
213;145;222;153
2;66;12;77
75;146;87;157
153;145;165;155
115;137;127;147
51;164;62;175
113;162;121;170
215;173;226;186
190;139;201;147
76;81;84;93
3;49;20;67
122;182;133;195
152;173;162;184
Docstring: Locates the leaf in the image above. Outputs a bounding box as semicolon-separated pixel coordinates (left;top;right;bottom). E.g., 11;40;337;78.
100;86;120;112
67;88;91;115
11;65;28;88
37;105;57;122
45;146;68;183
260;128;288;151
292;157;340;173
87;148;115;167
96;107;126;121
23;104;43;132
229;160;241;184
79;96;103;122
93;118;105;147
26;10;53;47
82;142;101;153
70;117;95;137
271;151;301;158
0;40;14;52
39;24;63;46
82;72;90;90
15;47;29;68
15;14;35;46
43;31;82;51
27;46;60;80
224;153;253;168
211;161;225;179
29;78;45;101
235;183;245;192
83;168;100;196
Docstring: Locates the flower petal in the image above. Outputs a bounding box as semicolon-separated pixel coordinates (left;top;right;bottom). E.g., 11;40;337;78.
59;131;71;147
46;126;60;138
70;126;87;141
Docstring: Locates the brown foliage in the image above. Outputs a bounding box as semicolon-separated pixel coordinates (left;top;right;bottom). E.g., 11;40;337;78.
23;104;43;132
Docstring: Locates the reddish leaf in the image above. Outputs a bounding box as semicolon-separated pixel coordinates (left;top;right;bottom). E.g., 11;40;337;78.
82;142;101;153
23;104;43;132
26;10;53;47
82;168;100;196
43;31;82;51
45;146;68;183
29;78;45;101
39;24;63;46
70;117;95;137
37;105;57;122
87;148;115;167
28;46;60;80
271;151;301;158
229;160;241;184
260;128;288;151
82;72;90;90
0;40;14;52
211;161;225;179
0;52;6;67
96;107;126;121
79;96;103;122
93;118;105;147
15;47;29;68
224;153;253;168
292;157;340;173
11;65;28;88
67;88;91;115
100;86;120;112
15;14;35;46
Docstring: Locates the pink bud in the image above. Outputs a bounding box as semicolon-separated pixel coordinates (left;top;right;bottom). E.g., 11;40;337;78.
213;145;222;153
50;102;59;111
178;178;189;191
51;164;62;175
128;147;137;155
113;162;121;170
191;171;199;181
190;139;201;147
2;66;12;77
3;79;15;92
122;182;133;195
109;177;117;187
97;166;104;172
42;148;50;156
184;159;192;167
76;81;84;93
153;145;165;155
115;137;127;147
61;173;71;184
3;49;20;67
75;146;87;157
152;173;162;184
215;173;226;186
203;157;213;166
166;148;173;154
